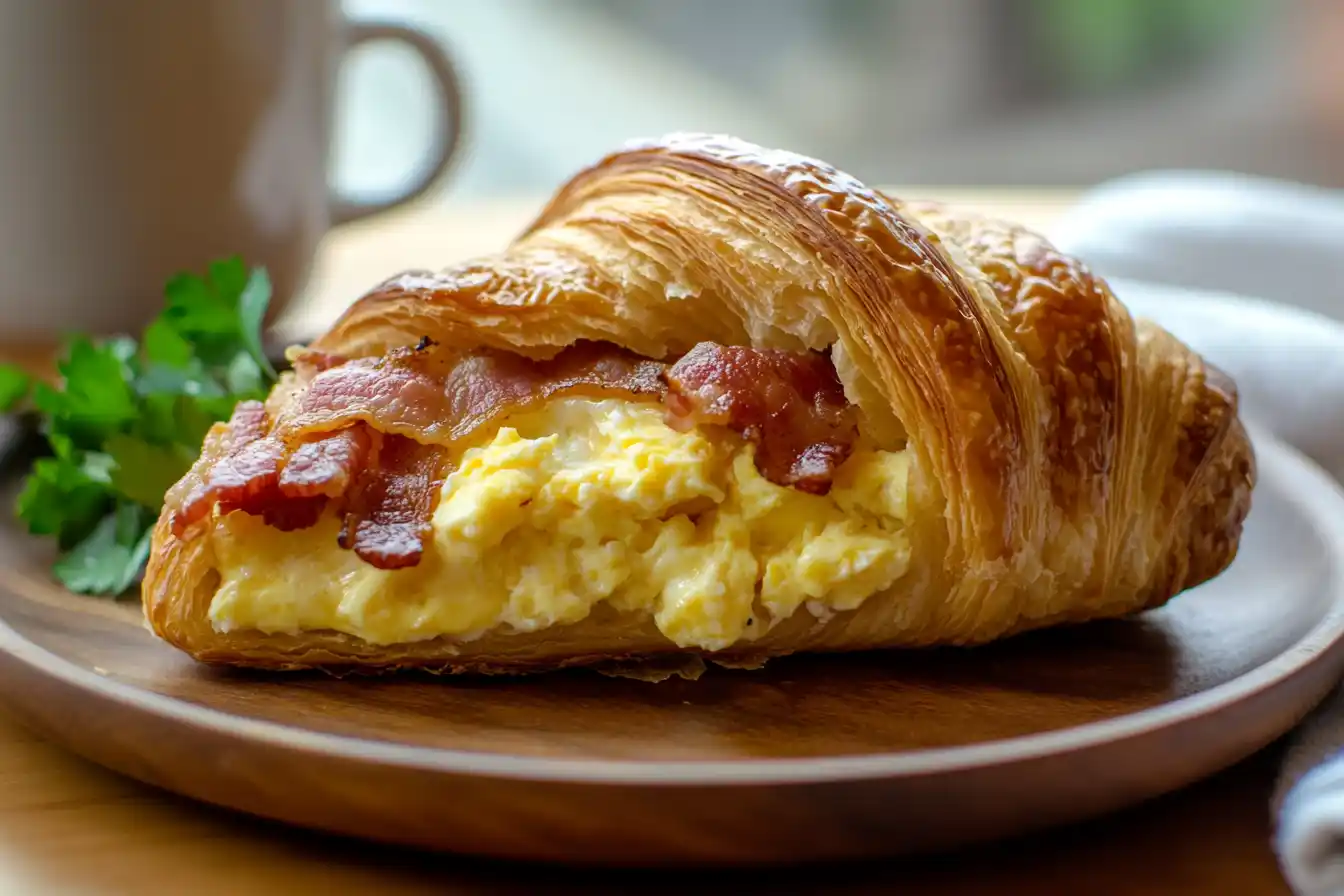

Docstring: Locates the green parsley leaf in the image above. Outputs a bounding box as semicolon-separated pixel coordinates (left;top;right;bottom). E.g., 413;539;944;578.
15;450;115;550
160;256;274;376
141;318;194;369
105;336;139;366
163;266;239;345
77;448;116;486
0;364;29;411
37;337;138;449
134;391;231;450
13;256;279;596
52;502;153;595
105;433;196;509
224;350;266;397
208;256;249;302
133;362;215;399
237;267;277;380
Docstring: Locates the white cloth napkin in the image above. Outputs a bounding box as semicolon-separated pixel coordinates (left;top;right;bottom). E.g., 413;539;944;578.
1052;170;1344;321
1053;176;1344;896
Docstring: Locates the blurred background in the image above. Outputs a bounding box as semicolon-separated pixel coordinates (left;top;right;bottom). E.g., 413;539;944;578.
335;0;1344;203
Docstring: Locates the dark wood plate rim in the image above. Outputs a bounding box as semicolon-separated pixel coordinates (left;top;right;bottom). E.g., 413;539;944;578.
1;427;1341;786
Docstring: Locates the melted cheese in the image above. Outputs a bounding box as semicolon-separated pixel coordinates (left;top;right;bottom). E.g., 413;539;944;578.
208;398;914;651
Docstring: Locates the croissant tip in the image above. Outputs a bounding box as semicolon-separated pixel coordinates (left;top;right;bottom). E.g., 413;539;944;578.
1149;416;1256;608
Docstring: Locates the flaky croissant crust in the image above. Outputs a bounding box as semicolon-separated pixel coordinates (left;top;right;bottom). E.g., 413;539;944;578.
143;133;1255;672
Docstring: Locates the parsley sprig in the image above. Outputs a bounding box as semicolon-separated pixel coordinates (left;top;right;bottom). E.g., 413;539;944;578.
0;257;278;595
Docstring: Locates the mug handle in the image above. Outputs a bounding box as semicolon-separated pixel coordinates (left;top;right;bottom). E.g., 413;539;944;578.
330;21;463;226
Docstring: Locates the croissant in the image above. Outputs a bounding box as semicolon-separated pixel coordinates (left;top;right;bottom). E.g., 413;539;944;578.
142;133;1255;674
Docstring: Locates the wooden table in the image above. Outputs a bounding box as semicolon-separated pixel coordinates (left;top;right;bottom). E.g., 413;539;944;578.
0;190;1294;894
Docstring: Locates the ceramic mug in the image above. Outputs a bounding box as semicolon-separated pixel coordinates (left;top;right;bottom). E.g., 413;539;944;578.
0;0;462;341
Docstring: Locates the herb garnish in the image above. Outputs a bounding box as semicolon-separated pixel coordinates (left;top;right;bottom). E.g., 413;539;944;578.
0;257;277;595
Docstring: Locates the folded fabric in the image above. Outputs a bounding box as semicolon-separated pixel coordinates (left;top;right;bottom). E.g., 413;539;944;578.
1054;173;1344;895
1051;170;1344;323
1275;684;1344;896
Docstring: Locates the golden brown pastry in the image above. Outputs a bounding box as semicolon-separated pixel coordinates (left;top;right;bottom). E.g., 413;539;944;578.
142;133;1255;674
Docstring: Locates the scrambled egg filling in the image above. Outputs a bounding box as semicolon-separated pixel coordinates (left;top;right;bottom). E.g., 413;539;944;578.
209;399;914;651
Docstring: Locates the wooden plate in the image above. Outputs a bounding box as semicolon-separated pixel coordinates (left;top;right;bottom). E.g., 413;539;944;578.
0;427;1341;865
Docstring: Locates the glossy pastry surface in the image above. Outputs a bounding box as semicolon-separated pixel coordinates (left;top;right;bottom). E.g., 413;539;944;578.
142;133;1256;673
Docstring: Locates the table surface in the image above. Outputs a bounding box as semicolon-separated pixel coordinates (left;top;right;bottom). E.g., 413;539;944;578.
0;189;1293;895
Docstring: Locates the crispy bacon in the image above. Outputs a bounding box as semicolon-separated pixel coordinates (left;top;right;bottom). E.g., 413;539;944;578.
664;342;859;494
169;339;863;569
277;341;666;446
217;427;376;529
166;429;229;535
210;437;287;510
278;426;373;498
442;345;666;441
338;434;447;570
168;401;274;535
260;496;329;532
168;407;367;536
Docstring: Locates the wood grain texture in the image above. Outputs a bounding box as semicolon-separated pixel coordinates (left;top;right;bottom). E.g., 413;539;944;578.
0;709;1295;895
0;430;1340;869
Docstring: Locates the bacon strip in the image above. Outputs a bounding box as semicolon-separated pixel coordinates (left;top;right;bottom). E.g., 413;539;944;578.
260;496;329;532
168;340;862;569
211;437;286;510
166;429;230;535
442;346;666;441
168;401;273;535
664;342;859;494
278;426;373;498
278;341;666;447
168;407;369;536
338;434;447;570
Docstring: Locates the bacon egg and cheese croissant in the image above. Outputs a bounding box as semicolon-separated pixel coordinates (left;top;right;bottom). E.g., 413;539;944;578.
142;134;1256;674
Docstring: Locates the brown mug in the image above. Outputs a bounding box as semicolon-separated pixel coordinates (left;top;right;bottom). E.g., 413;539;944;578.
0;0;462;342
